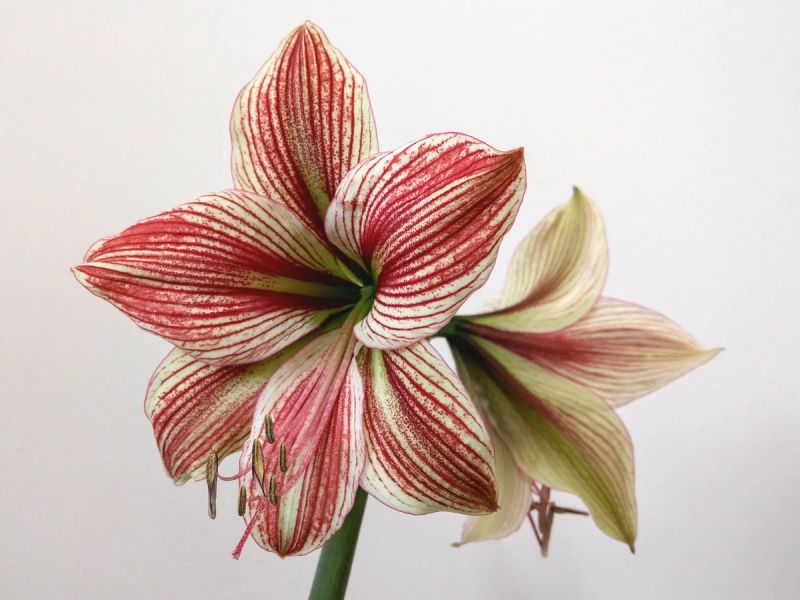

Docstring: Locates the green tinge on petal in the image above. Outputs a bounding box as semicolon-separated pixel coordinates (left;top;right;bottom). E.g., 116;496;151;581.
519;297;722;408
462;297;721;409
452;337;637;548
469;187;607;333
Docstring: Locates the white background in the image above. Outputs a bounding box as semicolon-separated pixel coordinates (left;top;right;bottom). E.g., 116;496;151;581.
2;1;798;598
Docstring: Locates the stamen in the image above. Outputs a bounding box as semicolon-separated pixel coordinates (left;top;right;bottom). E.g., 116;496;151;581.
237;485;247;517
251;440;265;493
264;415;275;444
206;452;218;520
279;443;288;473
268;475;279;505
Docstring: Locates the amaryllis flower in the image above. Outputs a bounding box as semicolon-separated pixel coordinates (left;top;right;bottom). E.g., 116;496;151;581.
73;22;526;557
446;188;719;550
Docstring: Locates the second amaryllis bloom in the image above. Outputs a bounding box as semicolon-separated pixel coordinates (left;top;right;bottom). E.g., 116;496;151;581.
74;22;526;556
446;188;720;551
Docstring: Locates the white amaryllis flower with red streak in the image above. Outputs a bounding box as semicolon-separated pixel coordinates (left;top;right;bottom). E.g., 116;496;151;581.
73;22;526;557
447;188;720;551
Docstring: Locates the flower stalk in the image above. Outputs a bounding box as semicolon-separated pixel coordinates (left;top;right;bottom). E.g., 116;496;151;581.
308;488;368;600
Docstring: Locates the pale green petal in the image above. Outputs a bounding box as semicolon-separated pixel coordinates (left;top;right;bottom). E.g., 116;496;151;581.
469;187;607;333
527;297;722;407
452;337;637;548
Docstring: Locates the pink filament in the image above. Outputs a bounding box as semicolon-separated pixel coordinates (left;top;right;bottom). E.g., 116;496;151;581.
231;500;267;560
219;467;248;482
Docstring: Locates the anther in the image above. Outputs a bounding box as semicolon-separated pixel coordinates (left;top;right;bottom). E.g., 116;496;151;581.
279;443;288;473
268;475;279;505
237;485;247;517
251;440;265;493
264;415;275;444
206;452;218;520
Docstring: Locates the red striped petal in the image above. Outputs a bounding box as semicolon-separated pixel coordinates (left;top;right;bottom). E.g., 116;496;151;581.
358;341;497;515
452;337;637;547
231;21;378;236
74;190;357;366
467;297;721;408
238;324;365;556
145;344;300;484
326;133;526;349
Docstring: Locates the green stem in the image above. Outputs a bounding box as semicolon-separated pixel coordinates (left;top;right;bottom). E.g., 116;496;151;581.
308;488;368;600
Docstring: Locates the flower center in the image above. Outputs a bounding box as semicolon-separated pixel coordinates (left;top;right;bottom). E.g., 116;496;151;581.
359;283;375;301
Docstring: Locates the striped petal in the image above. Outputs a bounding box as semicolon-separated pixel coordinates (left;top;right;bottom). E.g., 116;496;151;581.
238;324;365;556
231;21;378;236
451;336;637;548
144;342;302;484
358;341;497;515
457;431;532;545
326;133;526;350
467;297;721;408
470;187;606;333
73;190;358;366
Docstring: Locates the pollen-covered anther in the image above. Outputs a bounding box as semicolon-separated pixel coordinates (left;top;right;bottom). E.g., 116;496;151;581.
206;452;218;520
278;443;288;473
268;475;279;506
251;440;266;494
264;415;275;444
237;485;247;517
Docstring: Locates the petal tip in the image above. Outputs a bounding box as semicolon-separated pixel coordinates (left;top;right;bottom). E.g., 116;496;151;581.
618;522;638;551
507;146;525;162
300;20;322;32
691;345;724;368
71;264;92;287
172;473;191;486
470;485;500;516
503;146;526;174
569;185;594;208
290;20;328;46
695;346;724;368
483;497;500;514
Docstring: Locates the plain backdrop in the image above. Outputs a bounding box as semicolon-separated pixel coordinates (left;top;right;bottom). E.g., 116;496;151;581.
1;1;798;598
